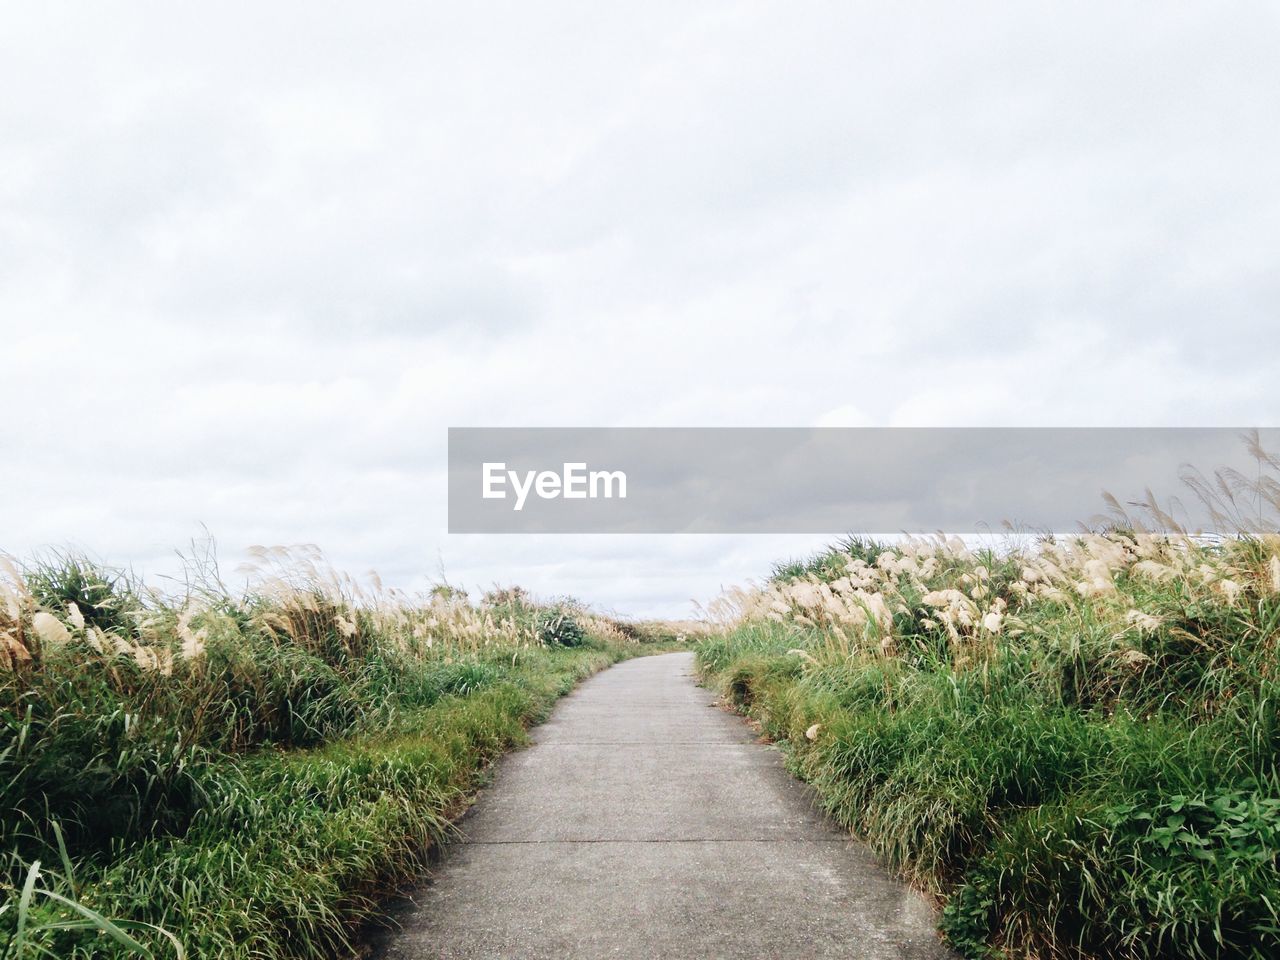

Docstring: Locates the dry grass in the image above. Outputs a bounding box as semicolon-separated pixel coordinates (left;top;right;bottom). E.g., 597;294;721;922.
0;544;666;958
699;438;1280;959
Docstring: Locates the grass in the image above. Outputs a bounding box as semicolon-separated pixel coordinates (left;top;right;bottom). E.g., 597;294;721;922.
0;547;671;958
699;530;1280;959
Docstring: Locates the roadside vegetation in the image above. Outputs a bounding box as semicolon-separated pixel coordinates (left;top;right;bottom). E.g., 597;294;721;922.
0;545;673;958
699;455;1280;958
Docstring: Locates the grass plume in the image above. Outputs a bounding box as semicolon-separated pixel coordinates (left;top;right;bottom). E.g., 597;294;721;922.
0;545;671;958
699;444;1280;959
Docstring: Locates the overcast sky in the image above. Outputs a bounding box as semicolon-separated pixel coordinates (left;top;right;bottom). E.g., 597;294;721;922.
2;2;1277;617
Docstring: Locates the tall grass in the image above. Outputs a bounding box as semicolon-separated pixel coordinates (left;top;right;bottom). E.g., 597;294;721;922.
701;519;1280;955
0;546;655;958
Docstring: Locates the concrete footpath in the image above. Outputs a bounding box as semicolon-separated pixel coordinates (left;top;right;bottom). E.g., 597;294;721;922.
369;651;954;959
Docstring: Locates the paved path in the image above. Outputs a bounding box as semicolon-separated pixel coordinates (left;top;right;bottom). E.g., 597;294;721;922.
370;652;953;959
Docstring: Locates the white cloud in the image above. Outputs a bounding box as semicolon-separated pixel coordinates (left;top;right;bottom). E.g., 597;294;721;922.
1;2;1277;616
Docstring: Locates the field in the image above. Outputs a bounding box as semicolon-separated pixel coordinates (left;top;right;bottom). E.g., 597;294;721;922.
6;468;1280;959
698;529;1280;958
0;546;675;959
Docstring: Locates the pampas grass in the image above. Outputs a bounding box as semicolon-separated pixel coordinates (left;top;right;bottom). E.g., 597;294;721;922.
699;438;1280;959
0;544;668;959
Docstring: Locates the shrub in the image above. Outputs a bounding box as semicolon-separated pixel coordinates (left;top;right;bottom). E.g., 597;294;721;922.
699;529;1280;958
535;607;588;647
0;546;643;958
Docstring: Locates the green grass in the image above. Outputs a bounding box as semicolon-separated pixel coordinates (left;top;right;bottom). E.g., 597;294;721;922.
699;534;1280;959
0;550;662;959
47;646;616;959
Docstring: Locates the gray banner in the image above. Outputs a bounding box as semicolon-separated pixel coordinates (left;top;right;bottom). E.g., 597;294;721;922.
448;428;1280;534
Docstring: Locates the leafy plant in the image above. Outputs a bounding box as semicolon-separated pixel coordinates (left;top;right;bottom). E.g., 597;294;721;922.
2;828;184;960
536;607;587;647
24;555;138;637
700;524;1280;959
0;546;649;959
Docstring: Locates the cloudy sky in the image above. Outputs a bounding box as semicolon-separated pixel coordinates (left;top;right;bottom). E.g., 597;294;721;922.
2;2;1277;617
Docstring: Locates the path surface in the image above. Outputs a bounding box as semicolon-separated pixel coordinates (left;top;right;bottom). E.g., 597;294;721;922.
370;652;954;959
